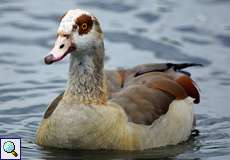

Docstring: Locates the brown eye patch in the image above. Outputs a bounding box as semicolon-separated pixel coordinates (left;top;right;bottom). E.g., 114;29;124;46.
75;14;93;35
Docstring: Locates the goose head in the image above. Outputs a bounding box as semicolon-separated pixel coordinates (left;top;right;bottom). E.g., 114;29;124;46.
44;9;103;64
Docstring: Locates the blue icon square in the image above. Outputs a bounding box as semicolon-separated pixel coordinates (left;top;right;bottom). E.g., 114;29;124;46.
0;138;21;160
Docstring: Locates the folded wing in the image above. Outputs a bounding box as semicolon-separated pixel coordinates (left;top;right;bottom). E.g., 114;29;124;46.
106;63;201;125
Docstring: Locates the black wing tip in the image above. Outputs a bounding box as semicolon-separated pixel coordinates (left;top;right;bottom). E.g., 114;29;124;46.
134;63;204;77
166;63;204;71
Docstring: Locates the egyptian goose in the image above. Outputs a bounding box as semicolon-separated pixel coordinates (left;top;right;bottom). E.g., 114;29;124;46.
35;9;201;150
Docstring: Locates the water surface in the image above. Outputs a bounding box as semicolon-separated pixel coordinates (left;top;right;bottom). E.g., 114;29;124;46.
0;0;230;159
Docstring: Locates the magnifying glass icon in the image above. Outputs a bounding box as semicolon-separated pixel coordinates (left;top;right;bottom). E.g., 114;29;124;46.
3;141;18;157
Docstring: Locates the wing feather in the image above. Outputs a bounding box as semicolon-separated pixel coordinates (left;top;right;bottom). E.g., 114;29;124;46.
107;63;201;125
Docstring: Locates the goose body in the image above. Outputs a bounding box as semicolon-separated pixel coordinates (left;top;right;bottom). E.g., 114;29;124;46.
36;9;200;150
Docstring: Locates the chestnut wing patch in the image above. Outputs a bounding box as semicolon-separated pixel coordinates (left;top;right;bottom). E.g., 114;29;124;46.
176;75;200;104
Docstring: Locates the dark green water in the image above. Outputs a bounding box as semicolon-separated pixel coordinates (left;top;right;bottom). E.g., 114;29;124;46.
0;0;230;159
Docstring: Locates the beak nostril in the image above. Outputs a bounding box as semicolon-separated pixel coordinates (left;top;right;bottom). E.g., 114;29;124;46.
59;44;65;49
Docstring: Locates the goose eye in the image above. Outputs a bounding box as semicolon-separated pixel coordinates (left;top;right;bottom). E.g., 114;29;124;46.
81;23;88;30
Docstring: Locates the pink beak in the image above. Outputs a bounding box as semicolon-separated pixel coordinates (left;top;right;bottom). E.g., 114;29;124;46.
44;35;76;65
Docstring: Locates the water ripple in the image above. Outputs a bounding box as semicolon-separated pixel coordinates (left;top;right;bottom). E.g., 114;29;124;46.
0;35;53;48
216;34;230;48
5;22;49;31
78;1;137;12
136;12;160;23
14;69;36;74
0;6;24;13
175;25;211;36
0;104;45;116
182;36;212;45
26;13;59;22
105;31;211;65
0;95;20;102
0;85;62;96
0;52;18;57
